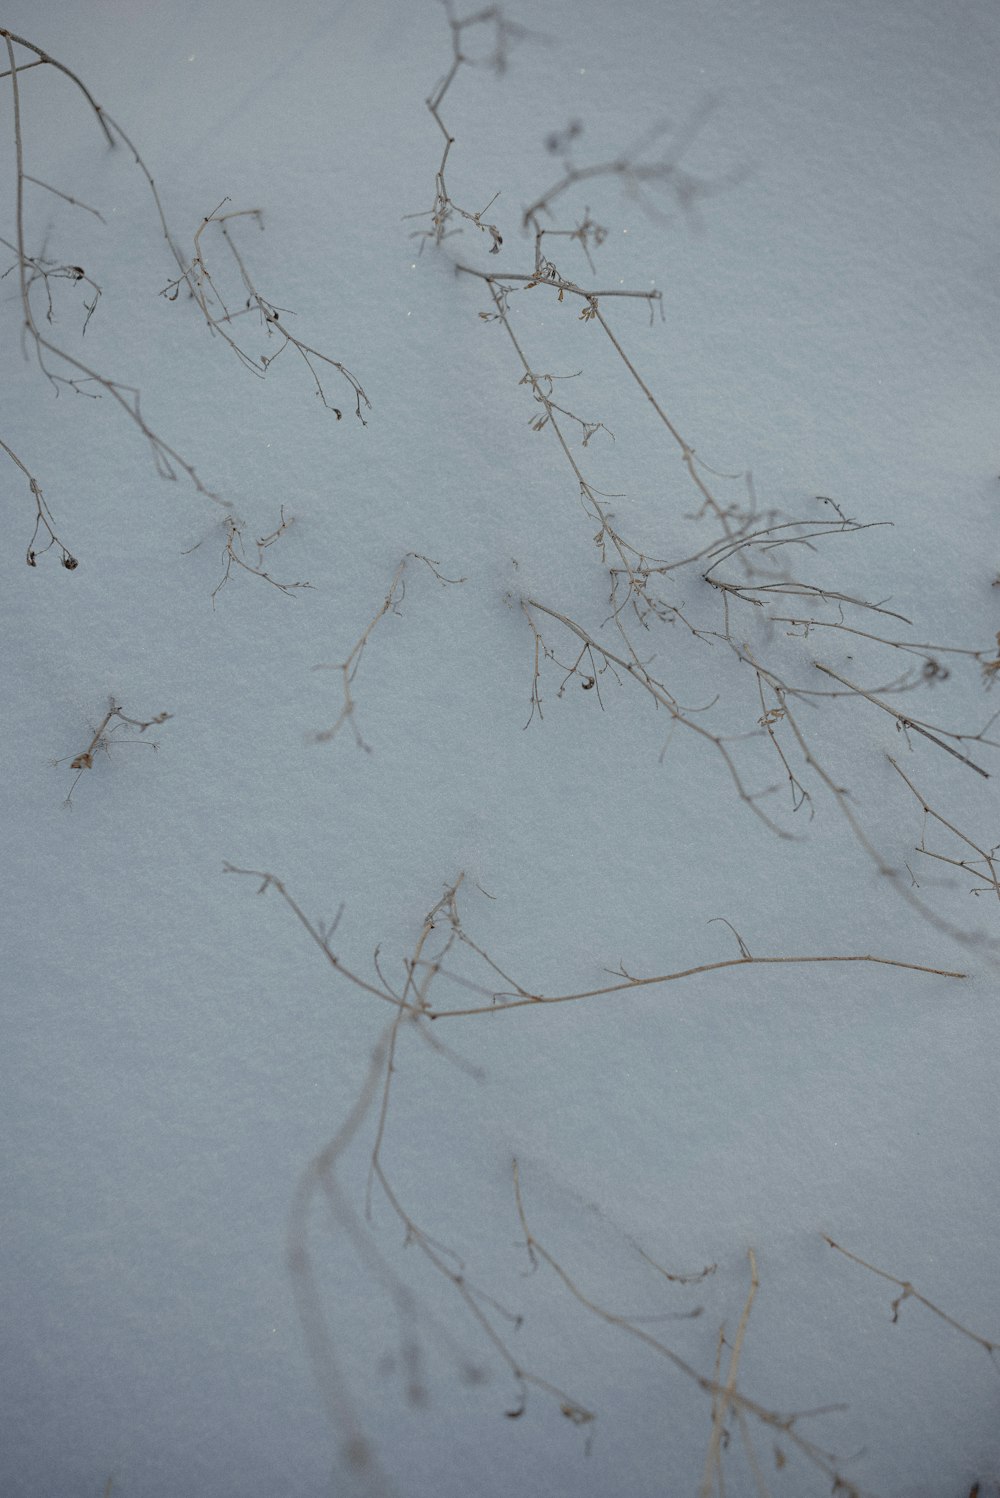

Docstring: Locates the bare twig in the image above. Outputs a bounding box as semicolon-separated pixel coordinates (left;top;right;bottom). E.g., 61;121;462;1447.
514;1162;860;1494
57;699;171;805
822;1235;999;1371
2;436;77;568
312;555;464;750
699;1248;760;1498
161;202;370;423
815;664;992;779
888;755;1000;908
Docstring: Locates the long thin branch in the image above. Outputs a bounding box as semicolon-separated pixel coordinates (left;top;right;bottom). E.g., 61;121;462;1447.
816;664;991;779
425;949;964;1020
514;1163;861;1495
822;1235;999;1369
699;1248;759;1498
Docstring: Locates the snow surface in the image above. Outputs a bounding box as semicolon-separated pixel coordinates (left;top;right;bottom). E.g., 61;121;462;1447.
2;1;999;1495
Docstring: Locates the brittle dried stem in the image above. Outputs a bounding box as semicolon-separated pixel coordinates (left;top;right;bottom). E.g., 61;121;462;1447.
1;436;77;568
238;867;592;1466
423;12;1000;968
363;892;590;1428
699;1247;759;1498
0;30;113;144
205;505;311;607
513;1162;861;1495
702;513;899;611
426;12;739;558
736;645;1000;957
3;32;364;590
312;554;464;750
229;862;965;1485
424;945;964;1020
815;664;992;779
888;755;1000;908
0;234;102;335
822;1235;999;1371
406;2;536;253
161;202;370;423
520;595;791;836
483;280;704;649
59;699;171;805
772;614;988;671
753;666;812;816
228;862;964;1027
2;30;224;530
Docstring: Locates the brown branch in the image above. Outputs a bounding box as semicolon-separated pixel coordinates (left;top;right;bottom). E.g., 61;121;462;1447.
514;1162;861;1495
425;948;964;1020
311;555;464;750
699;1248;759;1498
58;699;171;805
815;664;991;779
1;436;77;569
888;755;1000;908
822;1235;999;1369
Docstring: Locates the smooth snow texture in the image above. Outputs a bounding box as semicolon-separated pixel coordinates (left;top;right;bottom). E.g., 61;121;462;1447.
2;2;998;1496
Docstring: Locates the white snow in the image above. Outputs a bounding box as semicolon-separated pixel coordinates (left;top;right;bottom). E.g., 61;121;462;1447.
2;2;998;1495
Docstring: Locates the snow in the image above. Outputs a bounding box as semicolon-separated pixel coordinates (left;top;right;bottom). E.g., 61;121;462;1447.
2;1;998;1495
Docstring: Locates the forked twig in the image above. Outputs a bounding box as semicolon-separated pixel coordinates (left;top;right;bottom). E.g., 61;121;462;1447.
57;699;172;805
161;202;370;423
888;755;1000;908
699;1248;760;1498
311;554;464;750
513;1162;860;1494
822;1235;999;1370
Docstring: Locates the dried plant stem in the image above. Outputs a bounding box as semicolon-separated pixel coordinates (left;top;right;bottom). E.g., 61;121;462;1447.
3;34;222;505
4;31;364;593
226;865;964;1029
772;615;987;667
222;864;414;1014
520;596;792;838
699;1248;759;1498
229;861;965;1486
59;699;171;805
822;1235;999;1369
888;755;1000;907
312;555;463;750
205;506;311;606
425;948;964;1020
277;876;593;1471
1;436;77;568
737;649;1000;956
161;202;370;422
514;1162;859;1494
591;302;733;531
816;664;991;779
0;29;113;142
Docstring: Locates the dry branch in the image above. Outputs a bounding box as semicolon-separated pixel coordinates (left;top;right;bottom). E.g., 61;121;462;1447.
311;555;464;750
822;1235;999;1371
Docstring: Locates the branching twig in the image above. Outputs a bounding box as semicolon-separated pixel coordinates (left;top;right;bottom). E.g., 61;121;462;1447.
312;555;464;750
161;202;370;423
699;1248;759;1498
888;755;1000;908
204;506;312;607
816;664;993;779
2;436;77;569
822;1235;999;1371
514;1162;860;1494
57;699;171;805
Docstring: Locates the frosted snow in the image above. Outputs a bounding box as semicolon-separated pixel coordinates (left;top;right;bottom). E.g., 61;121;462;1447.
2;2;998;1495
